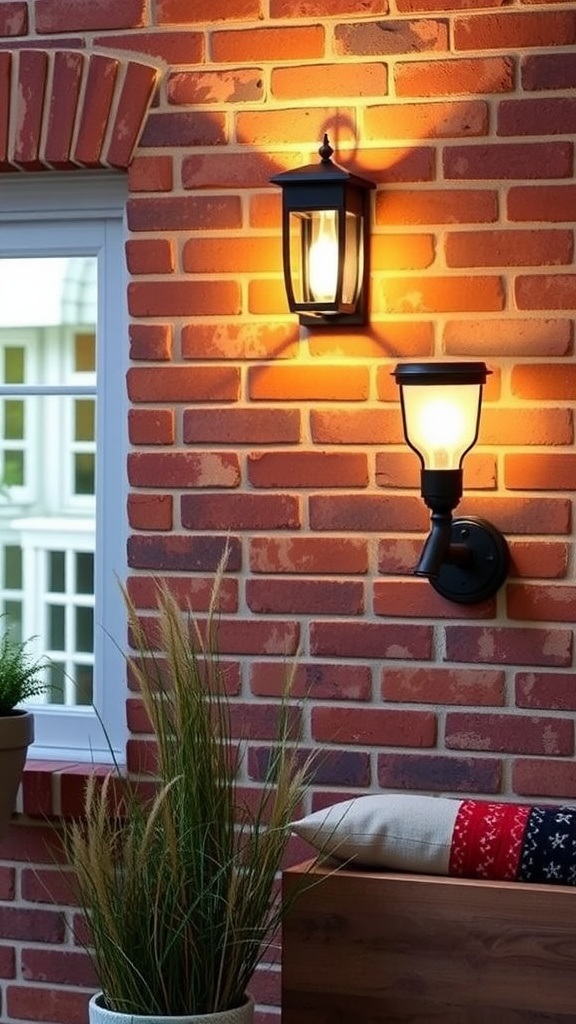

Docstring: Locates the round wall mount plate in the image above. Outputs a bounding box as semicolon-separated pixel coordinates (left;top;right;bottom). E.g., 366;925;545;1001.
430;516;509;605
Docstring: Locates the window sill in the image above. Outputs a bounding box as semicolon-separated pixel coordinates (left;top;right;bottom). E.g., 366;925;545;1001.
18;758;118;819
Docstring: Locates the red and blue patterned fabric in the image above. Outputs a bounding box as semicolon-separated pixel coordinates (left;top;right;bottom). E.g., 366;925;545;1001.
449;800;576;886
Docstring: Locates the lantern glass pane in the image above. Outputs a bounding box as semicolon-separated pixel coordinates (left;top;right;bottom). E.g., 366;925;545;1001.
288;209;340;306
401;383;482;470
342;211;362;306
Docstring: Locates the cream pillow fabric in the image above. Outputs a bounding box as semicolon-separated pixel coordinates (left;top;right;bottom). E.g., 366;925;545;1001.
292;793;460;872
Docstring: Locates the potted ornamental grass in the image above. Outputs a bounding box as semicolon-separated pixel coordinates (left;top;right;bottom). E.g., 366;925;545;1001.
64;556;315;1024
0;624;47;840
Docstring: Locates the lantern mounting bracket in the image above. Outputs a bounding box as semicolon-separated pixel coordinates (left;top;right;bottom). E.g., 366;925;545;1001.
423;515;509;605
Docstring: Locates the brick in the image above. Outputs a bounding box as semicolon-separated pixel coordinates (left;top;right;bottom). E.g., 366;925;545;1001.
248;452;368;489
0;823;65;863
21;948;97;987
247;578;364;616
454;11;576;51
128;452;240;489
128;155;173;192
248;278;290;315
7;985;90;1024
36;0;145;31
512;760;576;800
372;233;435;271
182;324;297;361
180;494;301;531
213;618;300;658
139;111;226;148
378;753;502;794
446;712;573;756
249;746;370;788
444;142;572;180
169;69;263;105
443;318;573;357
126;573;239;614
96;30;204;65
310;408;403;445
0;49;10;163
127;494;173;531
272;62;387;99
128;280;241;317
310;494;427;533
184;409;300;445
212;25;324;62
309;322;434;359
522;54;576;92
516;274;576;311
499;98;576;137
508;583;576;624
377;188;497;225
382;667;505;707
512;363;576;400
128;366;239;403
376;450;494;491
158;0;259;20
0;944;15;978
271;0;385;13
0;865;14;899
74;54;118;167
312;707;436;747
128;409;174;445
128;323;173;361
250;536;367;575
125;238;175;275
107;61;159;169
334;18;448;55
508;184;576;222
480;408;573;447
127;195;242;231
251;661;372;702
248;365;368;401
185;151;302;191
366;100;487;140
183;236;280;274
377;275;504;314
378;537;426;575
127;534;240;573
455;495;571;536
445;625;572;668
396;57;512;96
238;108;357;148
14;50;48;168
229;702;301;742
505;454;576;491
516;672;576;712
310;620;432;660
0;2;27;36
509;541;569;581
396;0;504;8
445;229;572;268
44;51;84;168
373;579;497;620
0;906;65;943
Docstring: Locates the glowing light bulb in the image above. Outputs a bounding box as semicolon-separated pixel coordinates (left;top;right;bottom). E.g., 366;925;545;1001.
308;211;338;303
403;384;481;470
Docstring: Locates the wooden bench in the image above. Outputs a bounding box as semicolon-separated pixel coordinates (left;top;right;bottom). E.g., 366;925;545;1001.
282;859;576;1023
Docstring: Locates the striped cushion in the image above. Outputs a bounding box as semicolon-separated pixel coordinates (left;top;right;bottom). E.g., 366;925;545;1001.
292;794;576;886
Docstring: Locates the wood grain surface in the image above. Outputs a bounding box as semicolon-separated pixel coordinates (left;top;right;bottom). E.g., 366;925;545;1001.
282;860;576;1023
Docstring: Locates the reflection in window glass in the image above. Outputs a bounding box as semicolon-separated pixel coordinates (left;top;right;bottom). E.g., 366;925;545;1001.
0;256;96;706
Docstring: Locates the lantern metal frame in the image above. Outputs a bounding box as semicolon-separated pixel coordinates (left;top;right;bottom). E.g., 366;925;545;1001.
393;361;509;604
271;135;375;326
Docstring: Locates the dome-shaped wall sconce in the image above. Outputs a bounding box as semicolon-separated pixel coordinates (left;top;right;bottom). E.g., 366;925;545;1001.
393;361;509;604
271;135;375;326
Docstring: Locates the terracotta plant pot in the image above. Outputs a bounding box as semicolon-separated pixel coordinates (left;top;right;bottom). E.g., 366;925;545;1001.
88;993;255;1024
0;710;33;841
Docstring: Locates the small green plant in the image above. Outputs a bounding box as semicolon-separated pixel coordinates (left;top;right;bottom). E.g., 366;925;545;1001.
0;625;47;715
64;555;316;1017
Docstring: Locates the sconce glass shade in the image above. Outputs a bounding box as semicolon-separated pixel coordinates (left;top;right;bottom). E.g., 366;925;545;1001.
271;135;375;326
393;362;489;471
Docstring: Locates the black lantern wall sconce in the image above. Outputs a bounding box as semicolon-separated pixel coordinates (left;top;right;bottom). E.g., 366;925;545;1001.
271;135;375;326
393;362;509;604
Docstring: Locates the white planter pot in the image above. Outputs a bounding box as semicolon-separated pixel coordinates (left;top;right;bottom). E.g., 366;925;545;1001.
88;993;255;1024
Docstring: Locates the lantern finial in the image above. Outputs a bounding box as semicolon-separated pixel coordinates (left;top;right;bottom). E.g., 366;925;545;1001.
318;134;334;163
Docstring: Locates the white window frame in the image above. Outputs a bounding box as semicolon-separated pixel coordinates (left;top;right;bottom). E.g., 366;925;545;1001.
0;174;128;763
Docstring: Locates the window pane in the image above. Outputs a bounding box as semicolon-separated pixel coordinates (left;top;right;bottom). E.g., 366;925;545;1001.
49;663;65;705
74;453;95;495
74;664;93;706
4;546;22;589
5;400;24;440
4;348;24;384
49;551;66;593
74;332;95;373
75;399;95;441
76;552;93;595
76;606;93;653
49;604;65;650
4;450;23;486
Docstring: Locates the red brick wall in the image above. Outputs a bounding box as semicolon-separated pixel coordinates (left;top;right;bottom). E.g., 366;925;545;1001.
2;1;576;1021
